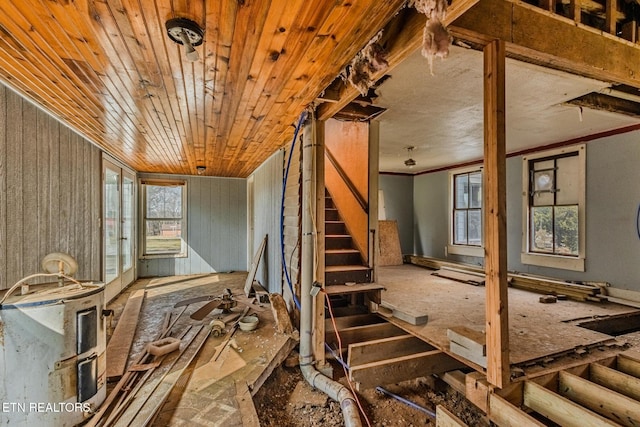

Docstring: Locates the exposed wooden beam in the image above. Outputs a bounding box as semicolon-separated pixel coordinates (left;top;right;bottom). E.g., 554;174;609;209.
523;381;618;427
489;393;546;427
590;362;640;401
325;322;405;351
436;405;468;426
350;350;465;390
449;0;640;89
483;39;509;389
347;334;434;367
558;370;640;426
316;0;480;121
618;352;640;378
605;0;617;35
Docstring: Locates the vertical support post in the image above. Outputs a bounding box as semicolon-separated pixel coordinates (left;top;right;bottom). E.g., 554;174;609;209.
483;39;510;389
606;0;617;35
569;0;581;23
368;121;380;278
313;117;327;366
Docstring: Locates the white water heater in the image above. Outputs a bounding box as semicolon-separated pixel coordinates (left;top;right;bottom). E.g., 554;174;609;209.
0;281;107;426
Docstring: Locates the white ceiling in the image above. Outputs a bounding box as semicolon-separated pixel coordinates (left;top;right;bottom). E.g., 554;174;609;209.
375;46;640;174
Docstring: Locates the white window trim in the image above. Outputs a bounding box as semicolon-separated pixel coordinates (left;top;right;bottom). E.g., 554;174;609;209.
140;178;188;259
521;144;586;271
448;165;484;258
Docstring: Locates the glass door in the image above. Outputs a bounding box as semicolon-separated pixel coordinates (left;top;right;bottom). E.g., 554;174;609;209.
103;158;136;302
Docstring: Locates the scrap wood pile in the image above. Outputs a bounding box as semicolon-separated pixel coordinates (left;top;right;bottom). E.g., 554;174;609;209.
87;306;211;427
406;255;608;302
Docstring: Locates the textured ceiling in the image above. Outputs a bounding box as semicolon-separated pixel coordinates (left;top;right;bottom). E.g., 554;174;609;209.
376;46;640;174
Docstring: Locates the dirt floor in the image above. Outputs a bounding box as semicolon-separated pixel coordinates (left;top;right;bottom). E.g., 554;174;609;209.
253;360;488;427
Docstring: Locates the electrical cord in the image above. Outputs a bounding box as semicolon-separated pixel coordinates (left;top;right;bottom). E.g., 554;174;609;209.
636;203;640;240
280;111;308;310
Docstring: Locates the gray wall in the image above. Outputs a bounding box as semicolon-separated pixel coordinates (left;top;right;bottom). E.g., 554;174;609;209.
0;84;102;290
138;174;247;277
249;149;285;293
409;131;640;289
379;174;414;254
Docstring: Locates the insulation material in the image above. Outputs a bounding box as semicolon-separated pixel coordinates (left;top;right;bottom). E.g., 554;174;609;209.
409;0;452;74
343;31;389;96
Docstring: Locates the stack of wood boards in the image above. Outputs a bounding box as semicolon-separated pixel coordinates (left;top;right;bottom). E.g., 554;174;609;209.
447;326;487;368
407;255;606;302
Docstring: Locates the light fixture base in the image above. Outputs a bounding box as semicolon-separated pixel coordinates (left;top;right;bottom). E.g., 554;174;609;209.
166;18;204;47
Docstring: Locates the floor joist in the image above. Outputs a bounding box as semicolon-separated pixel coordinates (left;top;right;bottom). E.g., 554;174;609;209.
347;334;435;367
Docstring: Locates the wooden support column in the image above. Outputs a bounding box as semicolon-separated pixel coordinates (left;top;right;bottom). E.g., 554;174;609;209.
569;0;581;23
605;0;617;35
483;39;509;388
313;117;327;366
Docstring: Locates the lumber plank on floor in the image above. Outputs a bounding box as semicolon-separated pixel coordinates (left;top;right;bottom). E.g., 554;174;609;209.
325;322;405;350
235;381;260;427
106;289;145;381
450;341;487;368
489;393;545;427
347;334;434;367
433;269;485;286
436;405;467;426
558;370;640;427
590;362;640;401
350;350;465;390
523;380;618;427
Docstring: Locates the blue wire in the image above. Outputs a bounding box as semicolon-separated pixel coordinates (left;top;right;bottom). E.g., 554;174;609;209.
637;204;640;240
281;111;308;310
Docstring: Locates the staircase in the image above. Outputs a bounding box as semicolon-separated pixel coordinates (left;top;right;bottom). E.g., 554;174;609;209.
325;192;372;285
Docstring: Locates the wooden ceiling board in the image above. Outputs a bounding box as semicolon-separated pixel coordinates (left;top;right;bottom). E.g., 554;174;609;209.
0;0;407;177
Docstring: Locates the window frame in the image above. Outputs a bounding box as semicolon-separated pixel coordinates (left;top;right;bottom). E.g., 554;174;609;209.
139;178;188;259
521;145;586;271
448;166;484;257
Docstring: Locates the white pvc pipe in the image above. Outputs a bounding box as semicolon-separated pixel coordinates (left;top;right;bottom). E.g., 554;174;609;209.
299;113;362;427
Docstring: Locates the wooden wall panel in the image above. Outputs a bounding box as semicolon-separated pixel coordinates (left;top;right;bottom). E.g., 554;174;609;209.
137;174;247;277
0;84;101;290
250;149;285;293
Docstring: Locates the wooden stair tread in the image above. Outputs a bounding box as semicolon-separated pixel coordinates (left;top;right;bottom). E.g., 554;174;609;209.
325;265;371;272
325;283;384;294
325;248;360;254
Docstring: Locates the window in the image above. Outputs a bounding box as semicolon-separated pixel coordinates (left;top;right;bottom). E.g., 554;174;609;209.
141;179;187;258
448;168;483;257
522;145;585;271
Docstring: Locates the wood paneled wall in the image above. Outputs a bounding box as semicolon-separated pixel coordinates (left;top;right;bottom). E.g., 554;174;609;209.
249;149;285;293
0;84;101;290
137;174;247;277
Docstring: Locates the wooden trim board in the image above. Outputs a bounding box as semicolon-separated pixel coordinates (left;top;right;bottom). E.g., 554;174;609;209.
244;235;267;297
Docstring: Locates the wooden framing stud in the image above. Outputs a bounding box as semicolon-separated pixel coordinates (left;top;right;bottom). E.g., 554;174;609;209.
483;38;509;389
489;393;545;427
347;334;434;367
523;380;618;426
325;322;405;352
590;362;640;401
436;405;468;426
559;370;640;426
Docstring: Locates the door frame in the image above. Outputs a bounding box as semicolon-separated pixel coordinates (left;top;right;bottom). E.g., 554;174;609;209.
102;155;137;302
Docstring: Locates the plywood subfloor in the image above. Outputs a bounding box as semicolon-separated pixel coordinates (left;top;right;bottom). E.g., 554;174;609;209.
377;264;636;366
106;272;296;427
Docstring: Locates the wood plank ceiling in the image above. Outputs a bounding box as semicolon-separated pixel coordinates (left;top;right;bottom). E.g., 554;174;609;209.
0;0;406;177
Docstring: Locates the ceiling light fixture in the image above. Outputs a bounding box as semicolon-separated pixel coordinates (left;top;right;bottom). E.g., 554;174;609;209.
166;18;204;62
196;165;206;175
404;146;416;168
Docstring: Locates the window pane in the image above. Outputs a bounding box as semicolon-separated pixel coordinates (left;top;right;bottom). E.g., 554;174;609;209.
105;169;119;283
469;172;482;208
554;205;579;256
455;174;469;209
531;206;553;253
534;159;554;171
556;156;579;205
122;177;134;271
145;220;183;254
146;185;183;219
454;210;467;244
468;209;482;246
